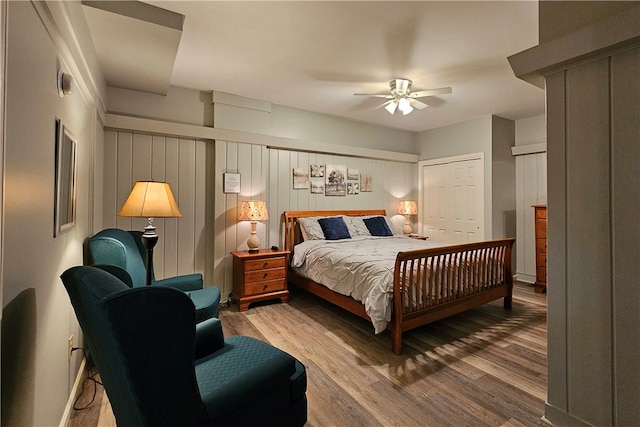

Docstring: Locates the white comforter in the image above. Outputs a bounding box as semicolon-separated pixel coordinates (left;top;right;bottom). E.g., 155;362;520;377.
291;236;447;334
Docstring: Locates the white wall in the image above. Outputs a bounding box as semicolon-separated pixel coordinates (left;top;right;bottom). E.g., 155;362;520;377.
417;115;516;240
1;2;105;425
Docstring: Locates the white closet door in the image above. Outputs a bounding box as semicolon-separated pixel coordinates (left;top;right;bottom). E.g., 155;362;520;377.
421;156;484;243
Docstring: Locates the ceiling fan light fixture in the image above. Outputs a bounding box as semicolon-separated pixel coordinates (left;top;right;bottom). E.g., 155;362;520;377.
398;98;413;115
385;100;398;115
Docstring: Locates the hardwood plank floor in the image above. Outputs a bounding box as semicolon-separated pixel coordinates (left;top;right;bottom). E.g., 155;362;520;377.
69;282;547;427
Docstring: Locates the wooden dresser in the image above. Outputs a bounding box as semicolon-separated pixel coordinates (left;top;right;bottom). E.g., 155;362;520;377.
533;205;547;293
231;249;290;311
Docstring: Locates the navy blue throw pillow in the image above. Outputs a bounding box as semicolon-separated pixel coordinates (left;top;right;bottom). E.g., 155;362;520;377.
363;216;393;237
317;217;351;240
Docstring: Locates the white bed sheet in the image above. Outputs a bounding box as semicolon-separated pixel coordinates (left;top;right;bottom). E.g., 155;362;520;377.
291;235;446;334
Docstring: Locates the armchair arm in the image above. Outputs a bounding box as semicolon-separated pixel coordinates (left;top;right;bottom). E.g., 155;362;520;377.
155;273;203;292
92;264;133;287
194;318;225;359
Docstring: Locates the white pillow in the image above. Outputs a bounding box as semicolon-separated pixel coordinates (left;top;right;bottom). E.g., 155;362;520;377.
298;216;326;241
344;216;371;237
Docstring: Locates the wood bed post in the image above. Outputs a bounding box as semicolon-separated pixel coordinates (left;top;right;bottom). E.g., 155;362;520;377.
503;240;514;310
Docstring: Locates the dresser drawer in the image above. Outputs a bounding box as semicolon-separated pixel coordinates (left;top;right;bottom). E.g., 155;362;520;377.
244;256;286;271
245;279;286;296
535;208;547;219
536;238;547;253
245;267;286;284
536;252;547;268
537;267;547;283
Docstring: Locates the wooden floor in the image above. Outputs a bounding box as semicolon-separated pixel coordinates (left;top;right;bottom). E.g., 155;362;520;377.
69;282;547;427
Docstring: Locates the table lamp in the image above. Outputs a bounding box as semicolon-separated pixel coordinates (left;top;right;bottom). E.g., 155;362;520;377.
118;181;182;286
238;200;268;252
398;200;417;235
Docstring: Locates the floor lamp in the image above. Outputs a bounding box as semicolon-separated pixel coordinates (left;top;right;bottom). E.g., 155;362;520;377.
118;181;183;286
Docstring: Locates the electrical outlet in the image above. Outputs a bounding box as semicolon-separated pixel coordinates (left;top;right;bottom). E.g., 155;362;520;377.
67;335;74;360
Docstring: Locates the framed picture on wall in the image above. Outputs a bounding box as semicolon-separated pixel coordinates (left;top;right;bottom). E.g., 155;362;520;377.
54;118;78;237
310;164;325;177
347;168;360;180
310;181;324;194
223;172;241;193
347;182;360;195
293;167;309;189
325;164;346;196
360;172;372;192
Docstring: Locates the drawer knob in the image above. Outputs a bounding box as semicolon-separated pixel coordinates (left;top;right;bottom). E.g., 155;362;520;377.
263;284;268;290
263;262;268;268
263;273;268;279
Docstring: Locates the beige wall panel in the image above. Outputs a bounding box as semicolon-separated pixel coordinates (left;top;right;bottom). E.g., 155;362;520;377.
163;137;180;278
565;58;612;426
177;140;197;274
194;142;207;275
103;131;118;228
115;132;133;230
545;70;568;413
611;47;640;426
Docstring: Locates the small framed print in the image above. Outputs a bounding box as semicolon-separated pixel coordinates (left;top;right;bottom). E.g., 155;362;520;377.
223;172;241;194
293;167;309;189
360;172;372;192
347;182;360;195
310;164;325;178
310;181;324;194
347;168;360;180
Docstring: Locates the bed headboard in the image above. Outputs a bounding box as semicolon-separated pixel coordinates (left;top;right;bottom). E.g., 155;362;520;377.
283;209;387;252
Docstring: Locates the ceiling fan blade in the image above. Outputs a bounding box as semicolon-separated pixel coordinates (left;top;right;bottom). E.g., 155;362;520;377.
373;99;395;110
353;93;393;98
409;98;428;110
410;87;452;98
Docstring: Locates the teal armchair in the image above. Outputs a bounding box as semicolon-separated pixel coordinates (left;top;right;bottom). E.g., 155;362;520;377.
88;228;220;321
61;265;307;427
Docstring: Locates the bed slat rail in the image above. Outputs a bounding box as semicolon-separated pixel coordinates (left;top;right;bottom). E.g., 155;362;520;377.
393;238;514;316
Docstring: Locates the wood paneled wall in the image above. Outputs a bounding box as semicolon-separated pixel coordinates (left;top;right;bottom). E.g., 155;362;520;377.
514;151;546;283
104;132;416;298
103;131;208;280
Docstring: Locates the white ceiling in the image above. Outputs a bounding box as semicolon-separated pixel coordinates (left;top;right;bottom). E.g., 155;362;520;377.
83;1;545;133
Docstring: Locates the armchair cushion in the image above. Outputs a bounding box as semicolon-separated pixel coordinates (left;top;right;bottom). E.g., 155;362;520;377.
61;266;307;427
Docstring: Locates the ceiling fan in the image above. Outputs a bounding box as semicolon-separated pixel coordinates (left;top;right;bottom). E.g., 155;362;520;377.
354;78;452;115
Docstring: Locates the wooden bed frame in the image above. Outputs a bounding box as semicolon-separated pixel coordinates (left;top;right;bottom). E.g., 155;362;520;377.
283;210;515;354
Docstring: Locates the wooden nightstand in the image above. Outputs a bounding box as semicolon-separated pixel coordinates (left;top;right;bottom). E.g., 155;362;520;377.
409;235;428;240
230;249;290;311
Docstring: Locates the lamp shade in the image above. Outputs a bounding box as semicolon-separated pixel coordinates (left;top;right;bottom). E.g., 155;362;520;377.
238;200;268;221
398;200;417;215
118;181;182;218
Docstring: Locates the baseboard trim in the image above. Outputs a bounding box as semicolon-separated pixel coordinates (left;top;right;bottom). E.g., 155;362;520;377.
59;356;87;427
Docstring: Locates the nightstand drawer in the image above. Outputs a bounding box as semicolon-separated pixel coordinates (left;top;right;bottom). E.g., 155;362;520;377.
244;256;286;271
245;267;286;284
245;279;286;295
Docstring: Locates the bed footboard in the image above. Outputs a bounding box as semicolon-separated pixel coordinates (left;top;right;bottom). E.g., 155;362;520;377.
390;238;515;354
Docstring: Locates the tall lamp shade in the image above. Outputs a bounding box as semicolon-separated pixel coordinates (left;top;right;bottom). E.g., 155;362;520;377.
118;181;182;286
398;200;417;235
238;200;268;252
